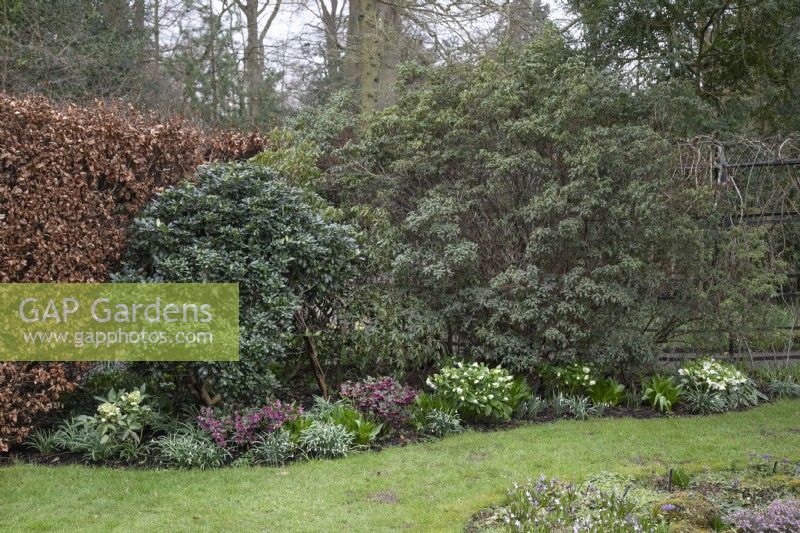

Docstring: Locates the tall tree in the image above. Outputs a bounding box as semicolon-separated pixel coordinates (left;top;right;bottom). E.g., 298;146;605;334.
344;0;382;112
499;0;549;45
317;0;347;87
566;0;800;131
0;0;150;100
341;0;556;113
233;0;283;124
168;0;246;125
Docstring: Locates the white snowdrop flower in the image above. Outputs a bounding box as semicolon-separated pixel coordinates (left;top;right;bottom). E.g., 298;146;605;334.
589;380;596;386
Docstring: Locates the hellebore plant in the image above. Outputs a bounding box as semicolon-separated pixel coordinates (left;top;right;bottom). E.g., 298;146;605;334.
427;361;515;422
197;400;302;449
77;386;152;444
340;376;418;429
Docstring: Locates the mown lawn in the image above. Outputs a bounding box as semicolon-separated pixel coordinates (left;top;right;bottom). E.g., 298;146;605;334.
2;401;799;532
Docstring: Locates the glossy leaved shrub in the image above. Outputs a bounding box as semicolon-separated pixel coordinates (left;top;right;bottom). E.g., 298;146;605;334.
115;163;361;404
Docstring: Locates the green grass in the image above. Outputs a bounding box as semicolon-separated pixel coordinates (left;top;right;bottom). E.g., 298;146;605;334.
2;401;800;532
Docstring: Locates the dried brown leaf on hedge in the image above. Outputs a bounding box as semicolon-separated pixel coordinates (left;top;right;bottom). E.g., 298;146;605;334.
0;93;264;452
0;93;263;282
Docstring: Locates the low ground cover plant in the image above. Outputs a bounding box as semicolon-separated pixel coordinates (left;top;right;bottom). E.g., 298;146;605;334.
422;409;463;437
15;356;794;469
245;430;297;466
727;498;800;532
32;416;149;463
678;358;766;414
409;392;463;436
481;455;800;533
154;424;229;469
306;397;382;446
753;363;800;400
501;475;667;532
298;422;354;459
589;378;626;407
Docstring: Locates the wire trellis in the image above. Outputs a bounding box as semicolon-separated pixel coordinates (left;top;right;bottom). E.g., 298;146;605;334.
678;135;800;225
672;136;800;362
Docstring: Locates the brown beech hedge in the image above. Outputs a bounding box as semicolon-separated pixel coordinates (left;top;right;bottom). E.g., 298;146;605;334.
0;92;263;282
0;92;264;451
0;363;89;452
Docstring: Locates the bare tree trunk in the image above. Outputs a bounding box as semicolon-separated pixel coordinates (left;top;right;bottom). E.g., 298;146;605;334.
304;332;329;399
295;311;329;399
359;0;380;113
319;0;344;85
0;0;10;89
133;0;145;32
102;0;131;33
344;0;364;91
209;9;219;117
242;0;262;123
234;0;281;125
376;1;402;109
344;0;405;113
153;0;161;75
188;367;222;406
